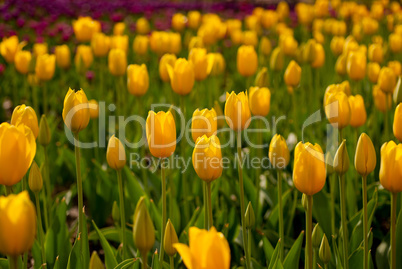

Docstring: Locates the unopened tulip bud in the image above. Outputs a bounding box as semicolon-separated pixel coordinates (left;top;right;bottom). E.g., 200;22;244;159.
270;47;284;71
107;135;126;170
38;114;51;146
393;77;402;104
245;202;255;229
312;223;322;249
354;133;376;177
225;91;251;131
112;201;120;225
62;88;90;133
284;60;301;90
378;67;397;94
254;67;269;87
269;134;290;169
334;140;349;175
28;161;43;193
237;45;258;77
164;219;179;257
367;62;380;83
89;251;105;269
133;197;155;256
303;39;317;64
319;234;331;264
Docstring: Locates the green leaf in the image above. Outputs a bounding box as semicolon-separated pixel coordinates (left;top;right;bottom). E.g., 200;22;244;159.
349;247;364;268
151;251;160;269
283;231;304;269
67;236;83;269
31;240;43;269
114;258;138;269
92;220;119;269
251;258;265;269
396;209;402;269
268;239;281;269
88;227;136;254
263;237;274;267
0;258;9;269
312;191;332;238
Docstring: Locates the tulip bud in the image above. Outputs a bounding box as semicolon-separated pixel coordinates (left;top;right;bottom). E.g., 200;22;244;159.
388;61;401;77
270;47;284;71
166;58;194;95
108;48;127;76
164;219;179;257
334;140;349;175
303;39;317;64
254;67;269;88
237;45;258;77
324;90;351;129
280;35;298;57
133;197;155;256
319;234;331;264
62;88;90;133
11;104;39;139
112;201;120;225
107;135;126;170
214;101;225;129
312;223;322;249
192;135;223;182
127;64;149;96
187;11;201;29
55;45;71;69
191;109;217;142
28;161;43;193
146;111;176;158
378;67;397;94
113;22;126;36
269;134;290;169
394;77;402;104
91;33;111;57
330;36;344;56
248;87;271;117
354;133;376;177
172;13;187;32
88;99;99;120
89;251;105;269
111;35;129;52
15;50;32;74
225;91;251;131
189;48;209;81
368;44;383;63
367;62;380;83
389;33;402;53
260;37;272;56
284;60;301;92
311;43;325;69
347;51;366;81
348;95;367;128
38;114;51;146
35;54;56;81
73;17;101;42
335;53;347;76
75;45;93;71
136;18;150;35
245;202;255;229
133;35;149;55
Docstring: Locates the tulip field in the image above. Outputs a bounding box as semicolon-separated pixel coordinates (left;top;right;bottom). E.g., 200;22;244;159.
2;0;402;268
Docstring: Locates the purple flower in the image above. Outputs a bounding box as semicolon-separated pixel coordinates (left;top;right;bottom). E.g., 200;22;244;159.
86;70;95;82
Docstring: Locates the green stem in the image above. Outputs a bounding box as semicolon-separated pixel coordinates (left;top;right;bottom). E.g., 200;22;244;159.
278;170;284;262
237;132;251;269
170;256;174;269
256;119;263;224
41;191;49;232
339;174;349;269
306;195;313;269
180;95;190;222
248;228;252;266
207;182;213;229
5;186;12;195
23;253;27;269
313;248;318;269
43;145;51;229
330;174;336;237
8;256;18;269
362;176;368;269
159;161;166;264
141;251;147;269
74;132;85;267
33;86;39;117
203;181;208;229
391;192;397;269
35;193;46;266
42;82;48;115
117;170;127;260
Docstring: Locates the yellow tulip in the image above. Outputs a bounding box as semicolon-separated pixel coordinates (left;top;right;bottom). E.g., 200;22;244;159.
237;45;258;77
254;67;269;88
324;90;351;129
245;15;261;33
269;134;290;169
168;32;182;55
347;51;366;81
314;0;329;17
62;88;90;133
373;84;392;112
197;23;218;46
191;108;217;142
378;67;397;94
111;35;129;52
379;141;402;193
354;133;376;177
388;61;401;77
242;31;258;47
166;58;194;95
174;227;230;269
368;44;383;63
335;53;347;76
172;13;187;31
0;191;36;256
226;19;242;35
389;33;402;53
260;36;272;56
187;11;201;29
133;35;149;55
362;17;379;35
280;35;298;56
146;111;176;158
0;123;36;186
133;197;155;256
311;43;325;68
367;62;380;83
293;142;326;195
159;54;177;82
192;135;223;182
393;104;402;142
334;139;349;175
113;22;126;35
88;99;99;119
14;50;31;74
127;64;149;96
188;36;204;51
261;10;278;29
108;48;127;76
284;60;301;91
136;17;150;34
330;36;344;56
55;45;71;69
189;48;209;81
91;33;111;57
248;87;271;116
33;43;48;57
230;30;243;45
225;91;251;131
73;16;101;42
207;53;225;76
296;3;314;26
11;104;39;138
277;2;290;21
348;95;366;128
107;135;126;170
150;32;168;55
75;45;93;70
35;54;55;81
0;35;26;63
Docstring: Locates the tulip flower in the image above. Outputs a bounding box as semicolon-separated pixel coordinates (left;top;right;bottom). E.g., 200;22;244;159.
172;13;187;31
284;60;301;92
378;67;397;94
389;33;402;53
174;227;231;269
62;88;90;133
0;123;36;186
191;108;217;142
311;43;325;68
242;31;258;47
368;44;383;63
166;58;194;96
111;35;129;52
73;16;101;42
91;32;111;57
373;84;392;112
188;36;204;50
207;53;225;76
324;90;351;130
159;54;177;82
133;197;155;267
280;35;298;56
393;104;402;142
367;62;380;83
237;45;258;77
136;17;150;34
189;48;209;81
146;111;176;158
330;36;344;56
14;50;31;74
187;11;201;29
261;10;278;29
113;22;125;35
127;64;149;96
348;95;367;128
0;35;26;63
225;91;251;131
75;45;93;70
277;2;289;20
379;141;402;269
259;36;272;56
0;191;36;258
38;115;51;147
33;43;48;58
88;99;99;120
270;47;284;72
133;35;149;55
168;32;182;55
35;54;55;81
388;61;401;77
248;87;271;116
11;104;39;138
347;51;366;81
335;53;347;76
108;48;127;76
150;31;170;55
55;45;71;69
